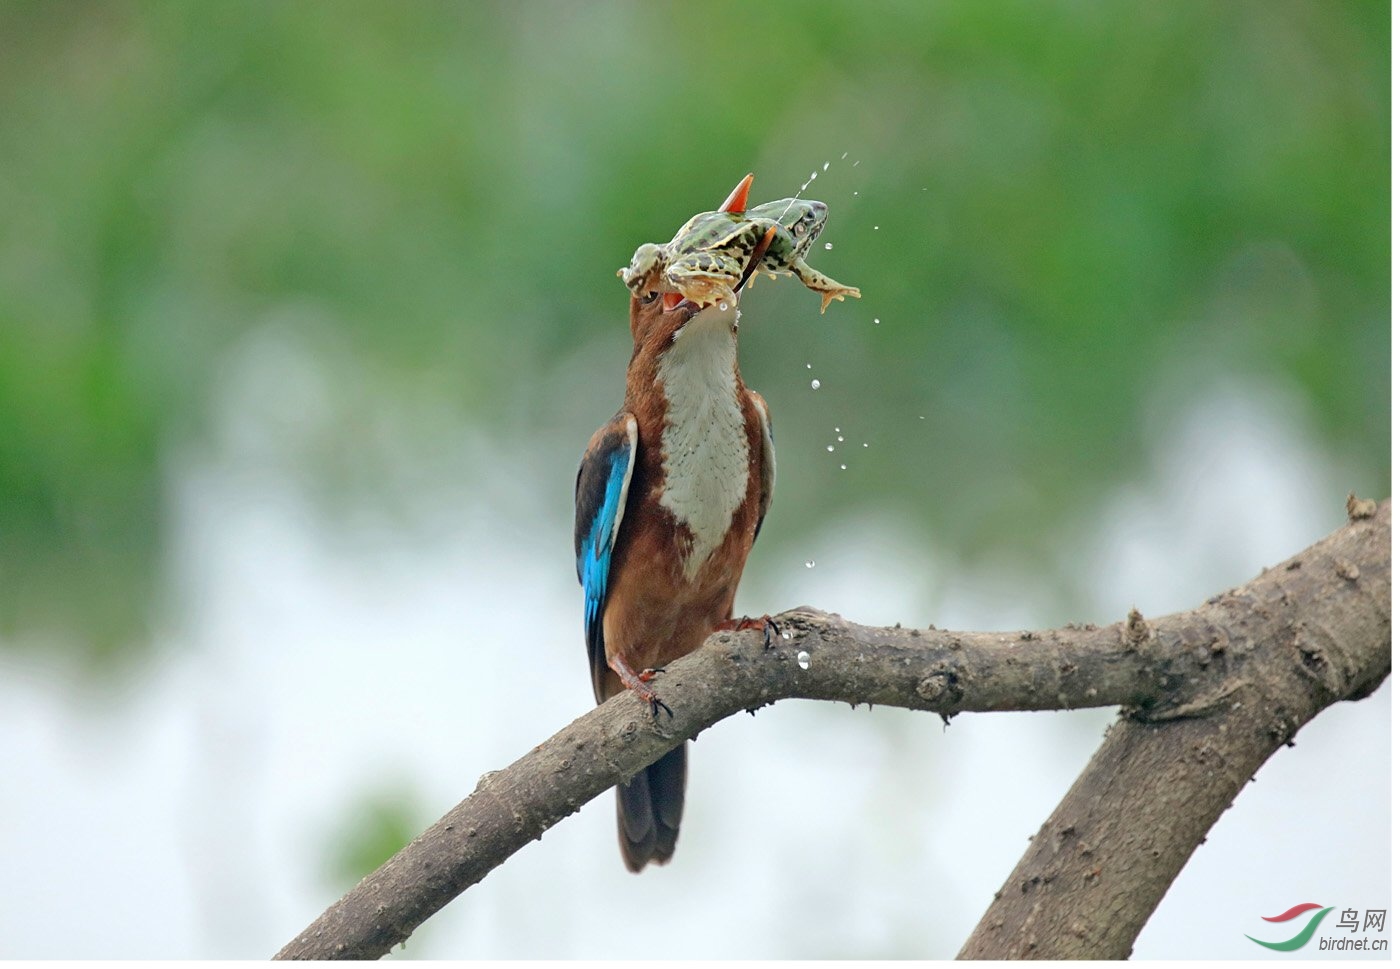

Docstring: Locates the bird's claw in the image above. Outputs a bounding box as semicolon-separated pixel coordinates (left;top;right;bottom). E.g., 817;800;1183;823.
762;616;781;649
716;614;781;649
639;669;671;716
609;656;674;719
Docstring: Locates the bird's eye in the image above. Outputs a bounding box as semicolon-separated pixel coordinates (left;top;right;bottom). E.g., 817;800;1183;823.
793;222;807;236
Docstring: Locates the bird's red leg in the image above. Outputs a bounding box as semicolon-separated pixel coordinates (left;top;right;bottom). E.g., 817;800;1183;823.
608;653;673;718
715;614;781;649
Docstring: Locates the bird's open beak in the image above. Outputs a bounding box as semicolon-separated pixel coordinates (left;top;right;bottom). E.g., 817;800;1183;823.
662;173;756;311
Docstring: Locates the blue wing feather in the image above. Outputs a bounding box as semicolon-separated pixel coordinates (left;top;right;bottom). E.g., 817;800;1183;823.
573;413;638;701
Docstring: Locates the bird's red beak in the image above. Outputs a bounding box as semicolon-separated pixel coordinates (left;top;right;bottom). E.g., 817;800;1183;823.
719;172;753;214
662;173;755;311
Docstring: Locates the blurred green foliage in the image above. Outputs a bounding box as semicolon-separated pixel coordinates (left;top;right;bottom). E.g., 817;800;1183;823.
0;1;1387;657
324;784;424;893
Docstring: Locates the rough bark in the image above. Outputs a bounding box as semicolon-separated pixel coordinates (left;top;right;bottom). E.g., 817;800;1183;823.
959;496;1390;958
275;499;1389;961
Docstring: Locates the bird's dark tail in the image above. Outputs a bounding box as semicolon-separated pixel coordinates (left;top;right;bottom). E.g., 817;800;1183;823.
616;743;686;872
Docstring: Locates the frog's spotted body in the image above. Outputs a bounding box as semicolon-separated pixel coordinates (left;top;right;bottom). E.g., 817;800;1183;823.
619;198;860;313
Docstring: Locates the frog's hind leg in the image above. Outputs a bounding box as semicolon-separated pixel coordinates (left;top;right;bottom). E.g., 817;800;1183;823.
665;252;744;307
619;243;667;296
791;258;861;313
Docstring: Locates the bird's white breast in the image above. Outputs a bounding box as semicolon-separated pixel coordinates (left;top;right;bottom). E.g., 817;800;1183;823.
655;310;749;582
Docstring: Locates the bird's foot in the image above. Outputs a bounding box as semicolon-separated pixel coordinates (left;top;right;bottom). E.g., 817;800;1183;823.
715;614;781;649
608;654;673;718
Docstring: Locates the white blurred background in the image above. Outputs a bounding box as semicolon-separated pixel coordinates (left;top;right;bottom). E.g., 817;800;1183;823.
1;325;1386;958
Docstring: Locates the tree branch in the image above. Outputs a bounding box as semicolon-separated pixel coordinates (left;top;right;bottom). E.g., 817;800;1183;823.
959;496;1390;958
275;499;1389;960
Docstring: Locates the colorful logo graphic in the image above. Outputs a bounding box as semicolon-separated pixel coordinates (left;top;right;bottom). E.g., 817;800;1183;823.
1246;903;1334;951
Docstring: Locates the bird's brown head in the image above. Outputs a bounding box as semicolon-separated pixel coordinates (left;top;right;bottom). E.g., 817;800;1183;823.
628;289;701;353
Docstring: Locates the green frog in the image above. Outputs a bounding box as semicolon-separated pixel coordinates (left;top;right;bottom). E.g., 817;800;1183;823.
618;198;861;313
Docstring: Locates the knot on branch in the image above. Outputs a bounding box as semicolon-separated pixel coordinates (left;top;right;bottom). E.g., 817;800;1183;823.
1124;607;1150;647
1347;492;1378;521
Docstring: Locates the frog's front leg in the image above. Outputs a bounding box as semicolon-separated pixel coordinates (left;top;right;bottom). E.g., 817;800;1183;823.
665;251;745;307
791;257;862;313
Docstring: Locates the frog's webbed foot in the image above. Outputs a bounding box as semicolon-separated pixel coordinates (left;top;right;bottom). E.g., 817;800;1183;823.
817;285;861;313
792;258;861;314
671;275;742;307
666;252;745;307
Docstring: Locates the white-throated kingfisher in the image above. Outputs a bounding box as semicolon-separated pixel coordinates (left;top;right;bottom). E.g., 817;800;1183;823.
574;174;776;872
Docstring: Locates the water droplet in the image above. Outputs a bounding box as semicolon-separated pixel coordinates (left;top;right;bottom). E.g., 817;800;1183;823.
797;650;811;670
853;160;860;167
805;560;816;569
862;442;869;448
822;161;830;171
781;630;792;640
823;242;833;250
873;225;880;230
805;363;812;369
810;379;821;390
841;151;849;159
919;415;926;420
852;191;859;196
836;435;844;442
874;317;880;325
826;445;834;452
840;463;847;470
810;171;818;181
834;426;841;432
